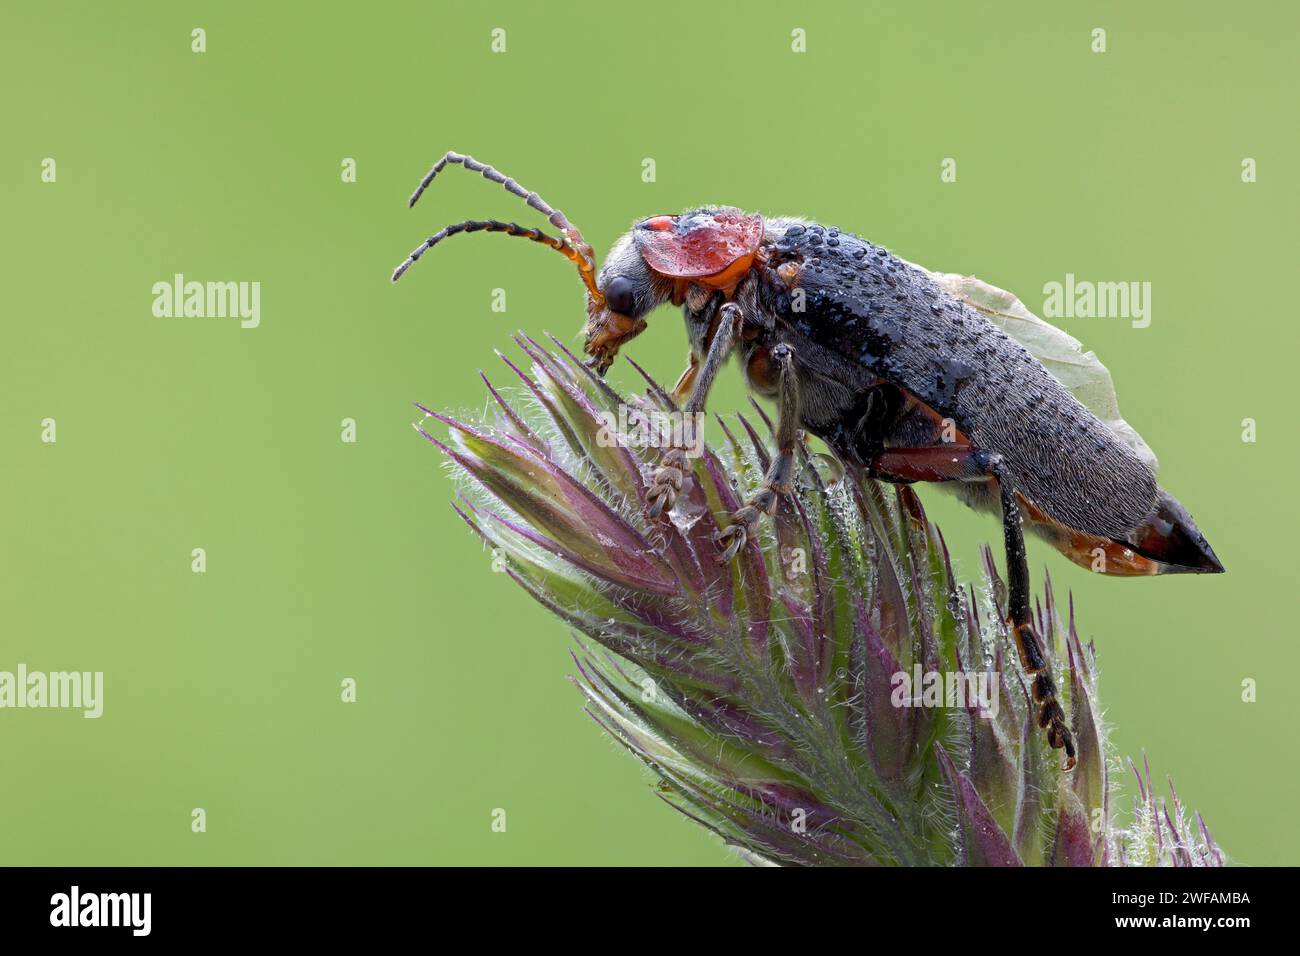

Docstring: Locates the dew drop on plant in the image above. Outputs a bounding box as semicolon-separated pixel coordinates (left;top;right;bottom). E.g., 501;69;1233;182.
669;496;704;533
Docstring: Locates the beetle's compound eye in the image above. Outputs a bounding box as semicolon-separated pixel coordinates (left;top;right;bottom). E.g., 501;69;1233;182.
605;275;635;315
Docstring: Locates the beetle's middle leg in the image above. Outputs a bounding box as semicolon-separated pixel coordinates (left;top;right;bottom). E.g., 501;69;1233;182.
716;343;801;563
867;446;1077;771
645;303;742;518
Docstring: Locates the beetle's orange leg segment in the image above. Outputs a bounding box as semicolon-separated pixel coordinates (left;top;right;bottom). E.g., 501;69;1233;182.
866;445;1077;771
670;353;700;406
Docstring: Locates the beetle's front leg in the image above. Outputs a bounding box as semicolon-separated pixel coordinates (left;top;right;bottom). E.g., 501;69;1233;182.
646;303;742;518
716;343;801;563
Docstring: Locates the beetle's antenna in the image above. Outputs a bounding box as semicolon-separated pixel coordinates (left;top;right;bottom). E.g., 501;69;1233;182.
391;219;572;283
402;151;603;305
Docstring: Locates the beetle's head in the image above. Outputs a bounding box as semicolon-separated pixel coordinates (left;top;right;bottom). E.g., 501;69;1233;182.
582;231;672;375
389;155;762;376
584;208;765;374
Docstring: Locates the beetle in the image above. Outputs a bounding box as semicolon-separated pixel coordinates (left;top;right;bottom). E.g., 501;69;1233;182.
391;151;1224;769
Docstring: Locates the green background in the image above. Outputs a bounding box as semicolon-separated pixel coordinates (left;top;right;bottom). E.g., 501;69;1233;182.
2;1;1295;865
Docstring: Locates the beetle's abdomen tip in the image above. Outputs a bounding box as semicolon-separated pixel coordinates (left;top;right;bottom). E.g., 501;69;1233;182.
1129;490;1225;575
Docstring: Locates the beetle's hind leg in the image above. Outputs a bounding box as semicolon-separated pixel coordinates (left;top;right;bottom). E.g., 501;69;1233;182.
716;343;801;563
866;446;1076;771
990;461;1077;771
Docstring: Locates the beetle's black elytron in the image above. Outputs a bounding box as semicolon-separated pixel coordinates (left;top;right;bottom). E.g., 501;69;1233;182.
391;152;1224;769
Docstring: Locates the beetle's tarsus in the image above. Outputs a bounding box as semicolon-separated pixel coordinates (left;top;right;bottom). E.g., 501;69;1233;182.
645;480;677;518
646;448;689;519
1012;621;1077;770
715;524;748;564
716;509;758;563
716;490;781;564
